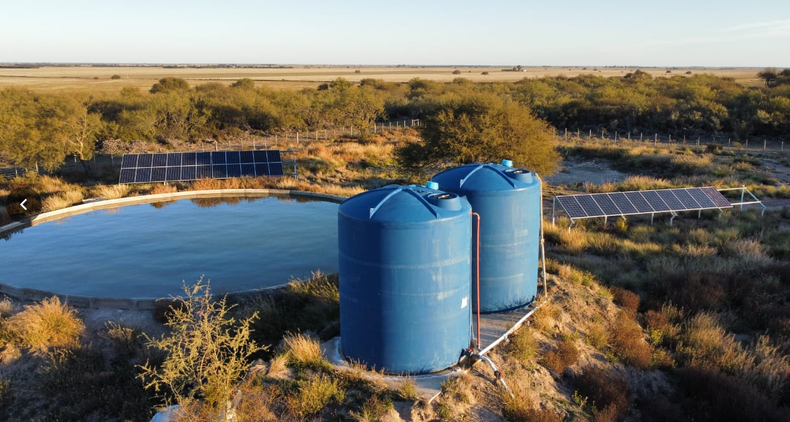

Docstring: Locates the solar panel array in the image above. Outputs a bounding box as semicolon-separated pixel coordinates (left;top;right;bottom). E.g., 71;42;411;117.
119;150;288;184
556;187;732;219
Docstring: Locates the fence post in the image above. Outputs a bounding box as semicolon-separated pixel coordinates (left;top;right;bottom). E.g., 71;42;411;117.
782;141;784;151
296;132;299;144
627;132;630;141
669;134;672;144
589;129;592;138
564;128;567;139
746;139;749;150
601;129;605;140
764;140;767;154
697;137;700;146
728;138;731;147
577;129;580;138
654;134;657;146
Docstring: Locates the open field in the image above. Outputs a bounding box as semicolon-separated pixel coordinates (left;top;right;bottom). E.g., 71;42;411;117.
0;65;766;92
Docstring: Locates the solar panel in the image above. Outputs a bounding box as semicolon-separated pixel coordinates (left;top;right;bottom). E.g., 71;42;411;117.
576;195;606;217
657;190;685;210
212;151;226;164
556;196;587;219
608;192;639;214
241;164;255;177
152;153;168;167
592;194;622;215
269;162;284;176
122;154;138;168
120;149;292;184
624;192;654;213
151;167;167;182
701;187;733;208
687;188;716;208
555;187;734;222
135;168;151;183
119;169;136;184
227;164;242;177
240;151;254;164
671;189;699;210
641;191;670;211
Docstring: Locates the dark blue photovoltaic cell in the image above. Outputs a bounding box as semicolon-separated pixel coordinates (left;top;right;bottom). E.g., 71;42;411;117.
608;192;639;214
151;167;167;182
269;162;284;176
576;195;605;216
671;189;700;209
196;152;211;165
641;191;670;211
267;150;281;162
120;149;289;184
592;194;621;215
212;165;228;179
182;153;197;165
624;192;654;213
211;151;226;164
181;166;196;180
687;188;716;208
152;154;168;167
226;151;241;164
197;165;212;179
121;155;138;168
701;187;733;208
253;150;268;162
657;190;685;210
166;167;181;181
167;153;182;166
137;154;153;167
227;164;242;177
240;151;254;163
241;164;255;177
135;168;151;183
119;169;136;184
557;196;587;218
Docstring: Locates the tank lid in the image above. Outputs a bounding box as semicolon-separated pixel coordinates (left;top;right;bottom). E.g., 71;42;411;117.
432;163;538;192
339;185;470;222
502;159;513;167
425;181;439;190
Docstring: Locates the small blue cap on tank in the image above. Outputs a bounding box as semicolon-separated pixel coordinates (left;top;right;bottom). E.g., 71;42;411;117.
425;181;440;190
501;159;514;167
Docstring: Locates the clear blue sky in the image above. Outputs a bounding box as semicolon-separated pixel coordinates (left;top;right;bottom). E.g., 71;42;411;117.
1;0;789;67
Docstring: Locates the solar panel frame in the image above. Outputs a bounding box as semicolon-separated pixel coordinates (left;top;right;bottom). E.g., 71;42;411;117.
152;153;168;167
226;151;241;164
167;153;182;167
269;162;285;176
137;154;153;168
119;169;136;184
624;192;654;213
575;195;606;217
182;153;197;166
240;151;254;164
151;167;167;182
212;151;226;164
121;154;138;168
641;191;670;211
166;166;181;181
267;150;281;162
135;168;152;183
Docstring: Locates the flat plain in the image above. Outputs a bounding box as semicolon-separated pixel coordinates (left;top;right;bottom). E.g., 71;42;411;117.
0;65;764;92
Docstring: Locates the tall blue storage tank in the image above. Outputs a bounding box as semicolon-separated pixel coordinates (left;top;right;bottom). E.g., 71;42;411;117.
432;161;541;313
338;185;472;374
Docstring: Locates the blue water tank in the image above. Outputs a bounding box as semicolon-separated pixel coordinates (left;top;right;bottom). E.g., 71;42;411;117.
338;185;472;374
432;162;541;313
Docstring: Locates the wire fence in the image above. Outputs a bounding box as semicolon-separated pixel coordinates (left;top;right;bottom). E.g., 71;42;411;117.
557;127;788;155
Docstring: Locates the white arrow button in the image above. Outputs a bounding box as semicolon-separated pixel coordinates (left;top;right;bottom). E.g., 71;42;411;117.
20;199;27;211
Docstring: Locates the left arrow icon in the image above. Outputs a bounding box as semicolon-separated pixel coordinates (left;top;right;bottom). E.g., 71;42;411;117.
20;199;28;210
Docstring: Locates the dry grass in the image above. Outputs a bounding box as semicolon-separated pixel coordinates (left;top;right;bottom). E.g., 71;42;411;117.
7;296;84;353
90;184;131;199
281;332;325;369
541;337;580;375
286;372;345;417
41;189;84;212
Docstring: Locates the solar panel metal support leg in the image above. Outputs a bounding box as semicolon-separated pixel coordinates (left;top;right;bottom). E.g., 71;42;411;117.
603;216;608;227
551;197;556;226
670;212;678;226
650;213;654;225
698;210;702;219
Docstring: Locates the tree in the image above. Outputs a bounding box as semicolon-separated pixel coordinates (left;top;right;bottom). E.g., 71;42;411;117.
139;279;265;418
758;68;779;88
398;92;561;175
150;77;190;94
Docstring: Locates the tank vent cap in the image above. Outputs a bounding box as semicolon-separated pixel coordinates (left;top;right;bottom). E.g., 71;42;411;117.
427;192;462;210
506;168;534;183
501;159;514;167
425;181;440;190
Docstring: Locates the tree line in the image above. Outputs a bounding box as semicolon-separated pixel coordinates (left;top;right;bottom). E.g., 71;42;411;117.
1;69;788;173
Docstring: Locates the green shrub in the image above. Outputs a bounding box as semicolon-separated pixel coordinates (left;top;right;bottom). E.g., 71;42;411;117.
508;327;537;361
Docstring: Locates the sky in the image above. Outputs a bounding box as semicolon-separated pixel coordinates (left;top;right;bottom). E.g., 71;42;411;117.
1;0;789;67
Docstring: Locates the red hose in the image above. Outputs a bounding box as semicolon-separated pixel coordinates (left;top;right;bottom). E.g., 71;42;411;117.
472;212;481;350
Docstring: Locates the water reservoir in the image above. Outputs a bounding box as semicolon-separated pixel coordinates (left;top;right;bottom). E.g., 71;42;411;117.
338;185;472;374
432;162;541;313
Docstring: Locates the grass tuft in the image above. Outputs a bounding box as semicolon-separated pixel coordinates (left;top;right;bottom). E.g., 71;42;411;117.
7;296;84;353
